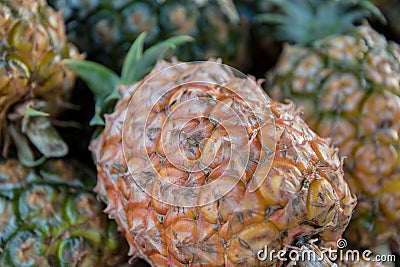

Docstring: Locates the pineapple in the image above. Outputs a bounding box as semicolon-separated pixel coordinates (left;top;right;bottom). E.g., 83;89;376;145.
49;0;250;71
0;159;129;266
0;0;82;166
67;36;356;266
263;0;400;252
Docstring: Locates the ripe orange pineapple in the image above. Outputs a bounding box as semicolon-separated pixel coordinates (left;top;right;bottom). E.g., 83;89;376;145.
262;0;400;253
67;37;356;266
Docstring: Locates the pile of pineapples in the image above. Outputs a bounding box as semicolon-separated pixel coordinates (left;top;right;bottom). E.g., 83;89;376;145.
0;0;399;266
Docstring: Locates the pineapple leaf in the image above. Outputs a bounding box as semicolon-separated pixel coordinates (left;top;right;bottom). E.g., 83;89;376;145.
23;117;69;158
104;88;121;104
25;105;50;117
64;59;120;98
255;0;385;45
8;124;46;167
120;32;147;86
90;98;106;126
358;0;386;24
66;34;192;130
126;35;194;84
89;114;104;126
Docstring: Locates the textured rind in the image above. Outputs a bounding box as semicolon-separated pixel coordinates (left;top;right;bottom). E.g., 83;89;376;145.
0;0;81;145
268;25;400;250
0;159;129;267
91;60;356;266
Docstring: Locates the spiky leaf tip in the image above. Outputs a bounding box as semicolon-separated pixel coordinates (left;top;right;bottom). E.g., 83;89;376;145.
121;35;194;85
255;0;385;45
64;33;193;126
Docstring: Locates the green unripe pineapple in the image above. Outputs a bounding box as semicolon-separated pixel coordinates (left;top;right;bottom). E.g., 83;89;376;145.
49;0;250;71
0;159;129;266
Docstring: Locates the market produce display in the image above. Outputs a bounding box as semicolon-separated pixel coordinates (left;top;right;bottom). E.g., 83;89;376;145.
0;0;399;266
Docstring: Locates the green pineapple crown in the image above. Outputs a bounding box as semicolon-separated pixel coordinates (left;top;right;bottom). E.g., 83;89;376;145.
256;0;385;45
65;33;193;128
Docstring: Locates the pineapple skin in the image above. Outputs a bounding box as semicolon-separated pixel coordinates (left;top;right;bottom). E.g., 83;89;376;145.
267;25;400;250
90;60;356;266
0;0;82;156
48;0;250;71
0;159;129;267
